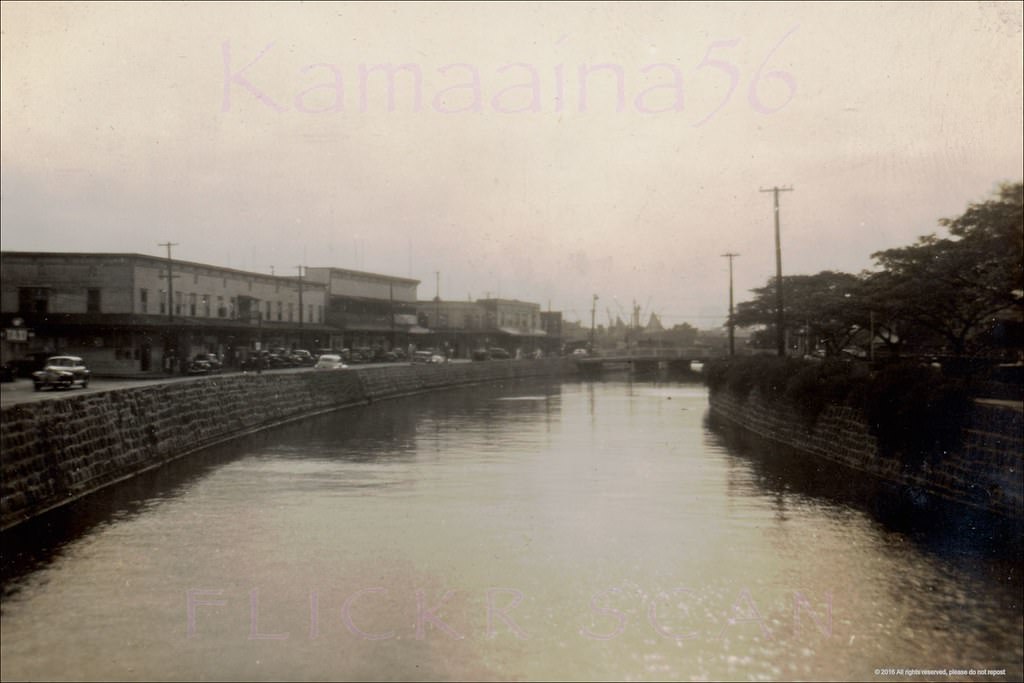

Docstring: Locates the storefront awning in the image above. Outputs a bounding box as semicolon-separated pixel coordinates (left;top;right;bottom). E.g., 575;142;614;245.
394;314;418;326
497;327;548;337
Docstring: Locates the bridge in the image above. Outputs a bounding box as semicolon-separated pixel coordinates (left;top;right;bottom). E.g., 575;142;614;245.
574;347;721;374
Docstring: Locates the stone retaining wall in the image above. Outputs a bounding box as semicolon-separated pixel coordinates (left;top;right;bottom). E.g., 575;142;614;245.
708;389;1023;519
0;359;570;530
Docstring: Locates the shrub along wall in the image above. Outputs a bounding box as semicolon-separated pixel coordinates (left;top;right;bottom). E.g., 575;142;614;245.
0;359;570;531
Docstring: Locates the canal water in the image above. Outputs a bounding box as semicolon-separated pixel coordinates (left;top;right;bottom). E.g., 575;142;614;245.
1;378;1021;681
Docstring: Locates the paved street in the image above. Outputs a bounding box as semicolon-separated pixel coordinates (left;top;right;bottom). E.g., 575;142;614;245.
0;360;474;407
0;369;287;406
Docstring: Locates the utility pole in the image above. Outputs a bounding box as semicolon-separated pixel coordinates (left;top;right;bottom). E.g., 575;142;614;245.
296;265;304;350
389;282;396;350
721;253;739;356
590;293;599;351
159;242;179;324
158;241;179;373
434;271;441;350
759;185;793;357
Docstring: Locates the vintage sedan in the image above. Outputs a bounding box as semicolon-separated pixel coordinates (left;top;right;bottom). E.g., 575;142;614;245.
32;356;91;391
313;354;348;370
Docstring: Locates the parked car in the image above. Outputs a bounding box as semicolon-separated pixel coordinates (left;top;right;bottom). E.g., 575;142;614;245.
314;354;348;370
267;348;295;368
412;349;445;364
11;352;52;378
32;356;90;391
471;349;490;361
350;348;373;364
0;362;16;382
290;349;316;366
190;353;222;374
488;347;511;360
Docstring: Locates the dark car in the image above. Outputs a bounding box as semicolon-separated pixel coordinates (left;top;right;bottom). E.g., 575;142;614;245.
290;349;316;366
471;349;490;361
0;362;16;382
190;353;222;374
350;348;373;364
11;352;52;378
32;356;91;391
267;348;295;368
488;347;511;360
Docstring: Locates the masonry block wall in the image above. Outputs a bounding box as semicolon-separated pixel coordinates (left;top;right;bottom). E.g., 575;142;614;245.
708;389;1022;519
0;359;570;530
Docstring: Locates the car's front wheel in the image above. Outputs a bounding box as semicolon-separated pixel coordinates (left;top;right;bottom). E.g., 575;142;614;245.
33;382;43;391
82;378;89;388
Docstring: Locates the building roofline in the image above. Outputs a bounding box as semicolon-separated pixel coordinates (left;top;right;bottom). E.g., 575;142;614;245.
0;251;330;289
305;265;420;286
475;298;542;306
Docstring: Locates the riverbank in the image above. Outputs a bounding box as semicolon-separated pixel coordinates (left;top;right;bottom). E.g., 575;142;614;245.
0;359;571;531
708;386;1022;520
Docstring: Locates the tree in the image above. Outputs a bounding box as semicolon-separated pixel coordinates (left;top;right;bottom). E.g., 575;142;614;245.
733;271;865;356
871;182;1023;357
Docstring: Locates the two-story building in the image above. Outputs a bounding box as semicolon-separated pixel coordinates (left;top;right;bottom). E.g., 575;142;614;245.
304;266;424;353
0;252;332;375
416;297;550;358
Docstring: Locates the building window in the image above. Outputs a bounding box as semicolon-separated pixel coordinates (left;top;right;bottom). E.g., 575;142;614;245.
87;288;101;313
318;305;323;323
229;297;237;319
216;296;225;317
174;292;183;316
140;288;148;313
203;295;211;317
287;303;294;322
18;287;50;314
266;301;272;320
159;289;167;315
277;301;283;321
189;293;197;317
308;304;313;323
194;273;199;284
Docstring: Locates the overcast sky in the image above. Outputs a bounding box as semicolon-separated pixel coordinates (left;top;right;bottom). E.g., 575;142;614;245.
2;2;1021;326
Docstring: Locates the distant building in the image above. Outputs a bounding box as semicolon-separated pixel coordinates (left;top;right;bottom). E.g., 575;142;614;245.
304;267;423;351
539;311;563;353
1;252;331;375
415;298;551;358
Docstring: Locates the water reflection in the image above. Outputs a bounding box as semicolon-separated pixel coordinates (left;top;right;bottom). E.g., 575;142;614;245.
1;377;1020;682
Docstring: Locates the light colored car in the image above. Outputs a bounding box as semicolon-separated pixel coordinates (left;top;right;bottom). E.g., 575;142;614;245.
32;355;91;391
314;354;348;370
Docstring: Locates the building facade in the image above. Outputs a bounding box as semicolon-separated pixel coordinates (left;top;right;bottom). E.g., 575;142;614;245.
304;266;423;352
1;252;331;375
416;298;551;358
